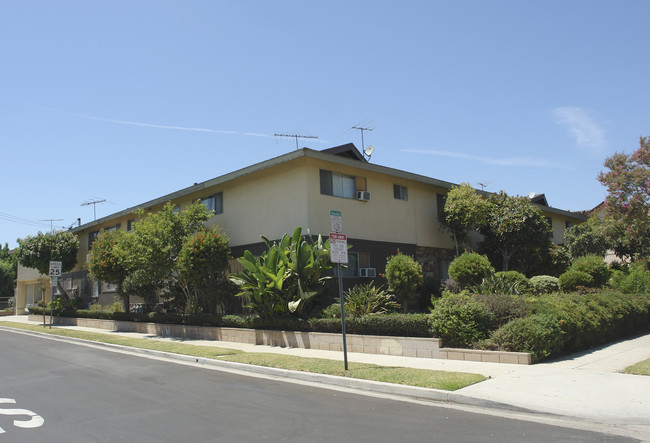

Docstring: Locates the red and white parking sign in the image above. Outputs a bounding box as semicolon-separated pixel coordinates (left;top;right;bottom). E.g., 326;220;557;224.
329;233;348;264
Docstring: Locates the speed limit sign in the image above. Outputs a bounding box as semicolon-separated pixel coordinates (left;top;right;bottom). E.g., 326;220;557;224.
49;261;62;278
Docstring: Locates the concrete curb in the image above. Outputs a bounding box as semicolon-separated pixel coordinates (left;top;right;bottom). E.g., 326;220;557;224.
1;325;532;414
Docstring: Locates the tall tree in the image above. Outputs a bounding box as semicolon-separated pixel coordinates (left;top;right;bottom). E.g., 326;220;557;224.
88;230;131;311
563;215;610;259
478;191;551;271
16;231;79;300
441;183;488;256
597;136;650;260
0;243;17;300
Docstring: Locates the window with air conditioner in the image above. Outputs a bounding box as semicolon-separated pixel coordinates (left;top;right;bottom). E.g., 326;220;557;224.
320;170;367;199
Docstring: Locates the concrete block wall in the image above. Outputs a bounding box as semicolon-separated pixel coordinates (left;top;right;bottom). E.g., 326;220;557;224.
31;315;531;364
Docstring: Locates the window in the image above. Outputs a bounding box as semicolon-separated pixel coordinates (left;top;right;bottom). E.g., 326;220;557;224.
320;170;366;199
104;282;118;293
105;223;120;232
436;194;446;220
127;219;136;231
64;278;73;290
394;184;408;201
200;193;223;214
88;231;99;250
565;221;573;229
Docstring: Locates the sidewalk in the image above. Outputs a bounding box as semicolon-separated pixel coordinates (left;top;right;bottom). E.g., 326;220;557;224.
2;314;650;438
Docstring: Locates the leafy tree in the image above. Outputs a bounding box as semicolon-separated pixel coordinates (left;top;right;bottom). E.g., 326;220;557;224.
384;252;422;312
597;136;650;260
0;259;16;300
0;243;17;268
448;252;494;289
177;228;231;314
563;216;610;259
88;230;131;311
0;243;17;300
441;183;488;256
119;201;212;299
16;231;79;300
478;191;551;272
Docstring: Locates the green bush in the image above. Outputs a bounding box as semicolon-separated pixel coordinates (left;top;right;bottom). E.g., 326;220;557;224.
529;275;559;295
559;270;593;292
344;283;400;319
530;291;650;353
472;271;530;295
473;293;529;328
430;294;494;347
488;314;564;362
384;253;423;312
569;255;610;287
448;253;495;289
610;261;650;294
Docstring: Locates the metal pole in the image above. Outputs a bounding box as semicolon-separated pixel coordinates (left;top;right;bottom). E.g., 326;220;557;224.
49;285;53;329
338;264;348;370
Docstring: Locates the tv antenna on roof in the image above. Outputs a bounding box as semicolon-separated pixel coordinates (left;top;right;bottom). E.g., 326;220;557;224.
81;199;106;221
352;125;375;161
475;181;493;191
274;133;319;150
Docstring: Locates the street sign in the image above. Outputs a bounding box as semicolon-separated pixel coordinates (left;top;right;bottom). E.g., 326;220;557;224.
329;233;348;264
330;210;342;233
48;261;62;278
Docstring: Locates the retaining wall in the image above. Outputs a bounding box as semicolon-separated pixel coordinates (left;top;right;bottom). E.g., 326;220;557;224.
28;315;531;364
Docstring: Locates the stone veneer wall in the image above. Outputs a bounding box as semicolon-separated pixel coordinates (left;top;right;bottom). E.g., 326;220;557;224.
29;315;531;365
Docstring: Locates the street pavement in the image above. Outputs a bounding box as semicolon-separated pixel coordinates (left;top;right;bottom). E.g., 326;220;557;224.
2;314;649;441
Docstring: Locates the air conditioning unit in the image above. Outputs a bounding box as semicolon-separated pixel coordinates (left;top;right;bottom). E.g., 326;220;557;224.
359;268;377;278
356;191;371;201
86;253;91;263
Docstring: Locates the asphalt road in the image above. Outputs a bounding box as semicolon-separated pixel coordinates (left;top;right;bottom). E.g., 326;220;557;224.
0;330;637;443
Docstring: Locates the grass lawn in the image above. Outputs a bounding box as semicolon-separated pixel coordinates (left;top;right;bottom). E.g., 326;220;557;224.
624;358;650;376
0;322;486;391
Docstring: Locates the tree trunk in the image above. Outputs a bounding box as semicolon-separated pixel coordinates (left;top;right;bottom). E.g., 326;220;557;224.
56;279;70;301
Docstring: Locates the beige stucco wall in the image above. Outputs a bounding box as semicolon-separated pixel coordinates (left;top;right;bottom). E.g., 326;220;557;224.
14;264;51;312
304;157;454;248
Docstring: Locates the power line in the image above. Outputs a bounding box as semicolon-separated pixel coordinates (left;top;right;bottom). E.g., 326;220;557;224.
0;212;52;229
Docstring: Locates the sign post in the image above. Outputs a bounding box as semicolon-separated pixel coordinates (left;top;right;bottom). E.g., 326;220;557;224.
329;210;349;370
49;261;62;329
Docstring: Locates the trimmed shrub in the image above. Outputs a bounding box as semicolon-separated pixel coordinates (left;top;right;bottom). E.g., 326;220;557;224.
489;314;564;362
529;275;559;295
610;261;650;294
569;255;610;287
530;291;650;353
473;293;529;328
384;253;423;312
448;253;495;289
559;270;593;292
430;294;494;347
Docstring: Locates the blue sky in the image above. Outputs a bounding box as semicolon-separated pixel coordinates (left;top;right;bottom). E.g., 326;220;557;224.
1;1;649;248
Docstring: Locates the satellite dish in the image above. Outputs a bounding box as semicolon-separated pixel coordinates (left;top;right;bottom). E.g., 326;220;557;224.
528;191;536;199
364;145;375;156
